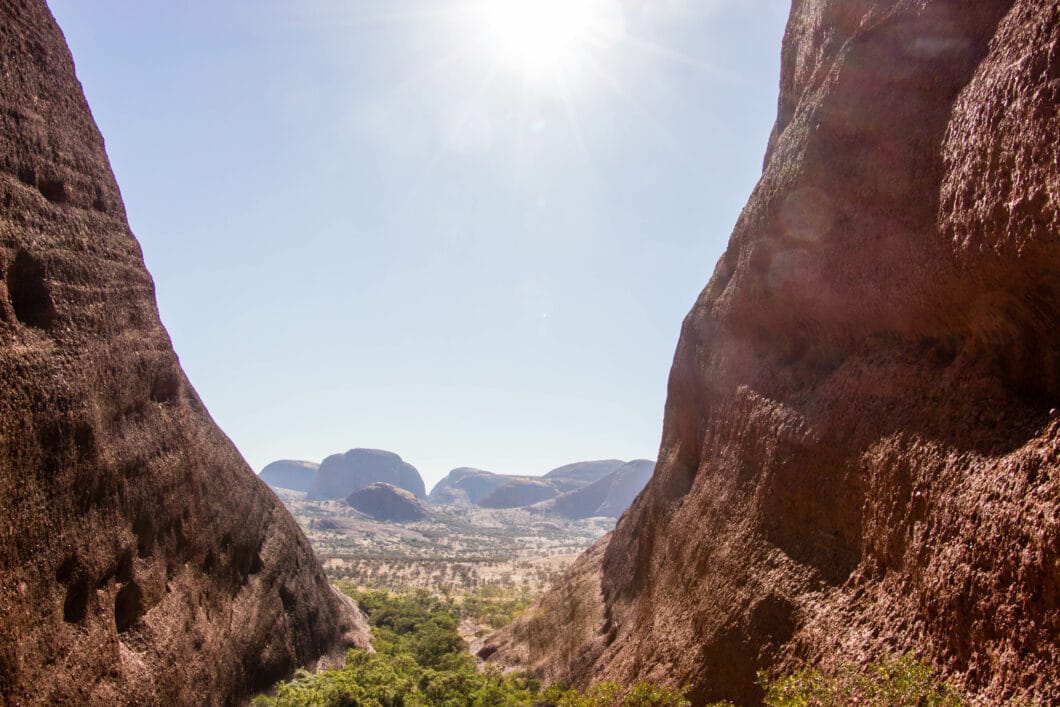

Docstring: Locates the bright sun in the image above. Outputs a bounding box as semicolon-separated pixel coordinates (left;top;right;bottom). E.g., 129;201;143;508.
478;0;623;83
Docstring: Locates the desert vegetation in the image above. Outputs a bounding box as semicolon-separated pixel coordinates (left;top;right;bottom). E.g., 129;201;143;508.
758;654;979;707
253;588;690;706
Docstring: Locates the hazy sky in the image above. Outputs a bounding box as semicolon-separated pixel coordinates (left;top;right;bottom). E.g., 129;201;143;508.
48;0;788;489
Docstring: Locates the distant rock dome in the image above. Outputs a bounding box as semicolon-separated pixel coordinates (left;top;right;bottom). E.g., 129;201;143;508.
309;448;426;500
346;483;429;522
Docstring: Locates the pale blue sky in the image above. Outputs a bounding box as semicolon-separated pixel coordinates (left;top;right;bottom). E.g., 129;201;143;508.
49;0;788;489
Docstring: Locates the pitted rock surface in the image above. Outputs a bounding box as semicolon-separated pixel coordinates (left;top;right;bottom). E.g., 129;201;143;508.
0;3;370;704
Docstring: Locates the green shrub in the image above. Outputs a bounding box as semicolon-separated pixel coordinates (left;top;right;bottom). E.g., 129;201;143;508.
253;588;691;707
758;654;966;707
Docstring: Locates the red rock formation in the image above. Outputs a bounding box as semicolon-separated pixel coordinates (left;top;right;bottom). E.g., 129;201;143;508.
485;1;1060;703
0;3;370;704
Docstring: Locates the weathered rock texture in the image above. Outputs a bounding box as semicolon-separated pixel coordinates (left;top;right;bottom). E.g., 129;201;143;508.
0;4;370;704
479;535;611;682
346;482;429;522
260;459;319;494
486;1;1060;704
309;448;426;501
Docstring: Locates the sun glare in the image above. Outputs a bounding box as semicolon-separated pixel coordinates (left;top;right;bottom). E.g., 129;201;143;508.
478;0;623;83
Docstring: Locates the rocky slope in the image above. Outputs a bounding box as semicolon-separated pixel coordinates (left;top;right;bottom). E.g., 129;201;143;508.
485;1;1060;704
534;460;654;520
309;448;426;501
0;3;370;704
260;459;319;493
346;482;429;522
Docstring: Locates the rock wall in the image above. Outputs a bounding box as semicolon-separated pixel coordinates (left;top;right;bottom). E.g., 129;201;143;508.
0;3;369;704
486;1;1060;704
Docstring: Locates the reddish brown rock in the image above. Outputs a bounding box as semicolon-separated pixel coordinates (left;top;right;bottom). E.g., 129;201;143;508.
0;3;369;704
486;1;1060;704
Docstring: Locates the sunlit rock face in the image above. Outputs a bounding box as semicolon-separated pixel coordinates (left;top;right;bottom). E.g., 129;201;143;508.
0;3;370;703
310;448;427;500
485;1;1060;703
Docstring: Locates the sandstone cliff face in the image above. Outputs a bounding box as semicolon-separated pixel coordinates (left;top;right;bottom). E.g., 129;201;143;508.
487;1;1060;703
0;4;370;704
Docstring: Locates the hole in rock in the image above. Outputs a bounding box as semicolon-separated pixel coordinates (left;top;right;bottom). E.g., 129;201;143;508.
8;250;56;328
249;552;263;575
279;585;295;613
38;179;67;204
92;186;106;213
114;581;144;633
150;370;181;404
63;576;91;624
202;550;216;574
133;512;156;558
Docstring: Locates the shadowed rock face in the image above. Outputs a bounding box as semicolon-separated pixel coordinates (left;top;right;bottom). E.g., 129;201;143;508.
486;1;1060;704
260;460;319;493
310;448;426;500
346;482;429;522
0;4;370;704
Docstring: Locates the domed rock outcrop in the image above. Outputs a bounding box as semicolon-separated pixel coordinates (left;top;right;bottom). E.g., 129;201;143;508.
543;459;627;489
534;460;655;520
346;483;429;522
485;1;1060;704
309;448;426;501
260;459;319;493
427;467;511;506
427;461;632;508
479;477;559;509
0;3;370;704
